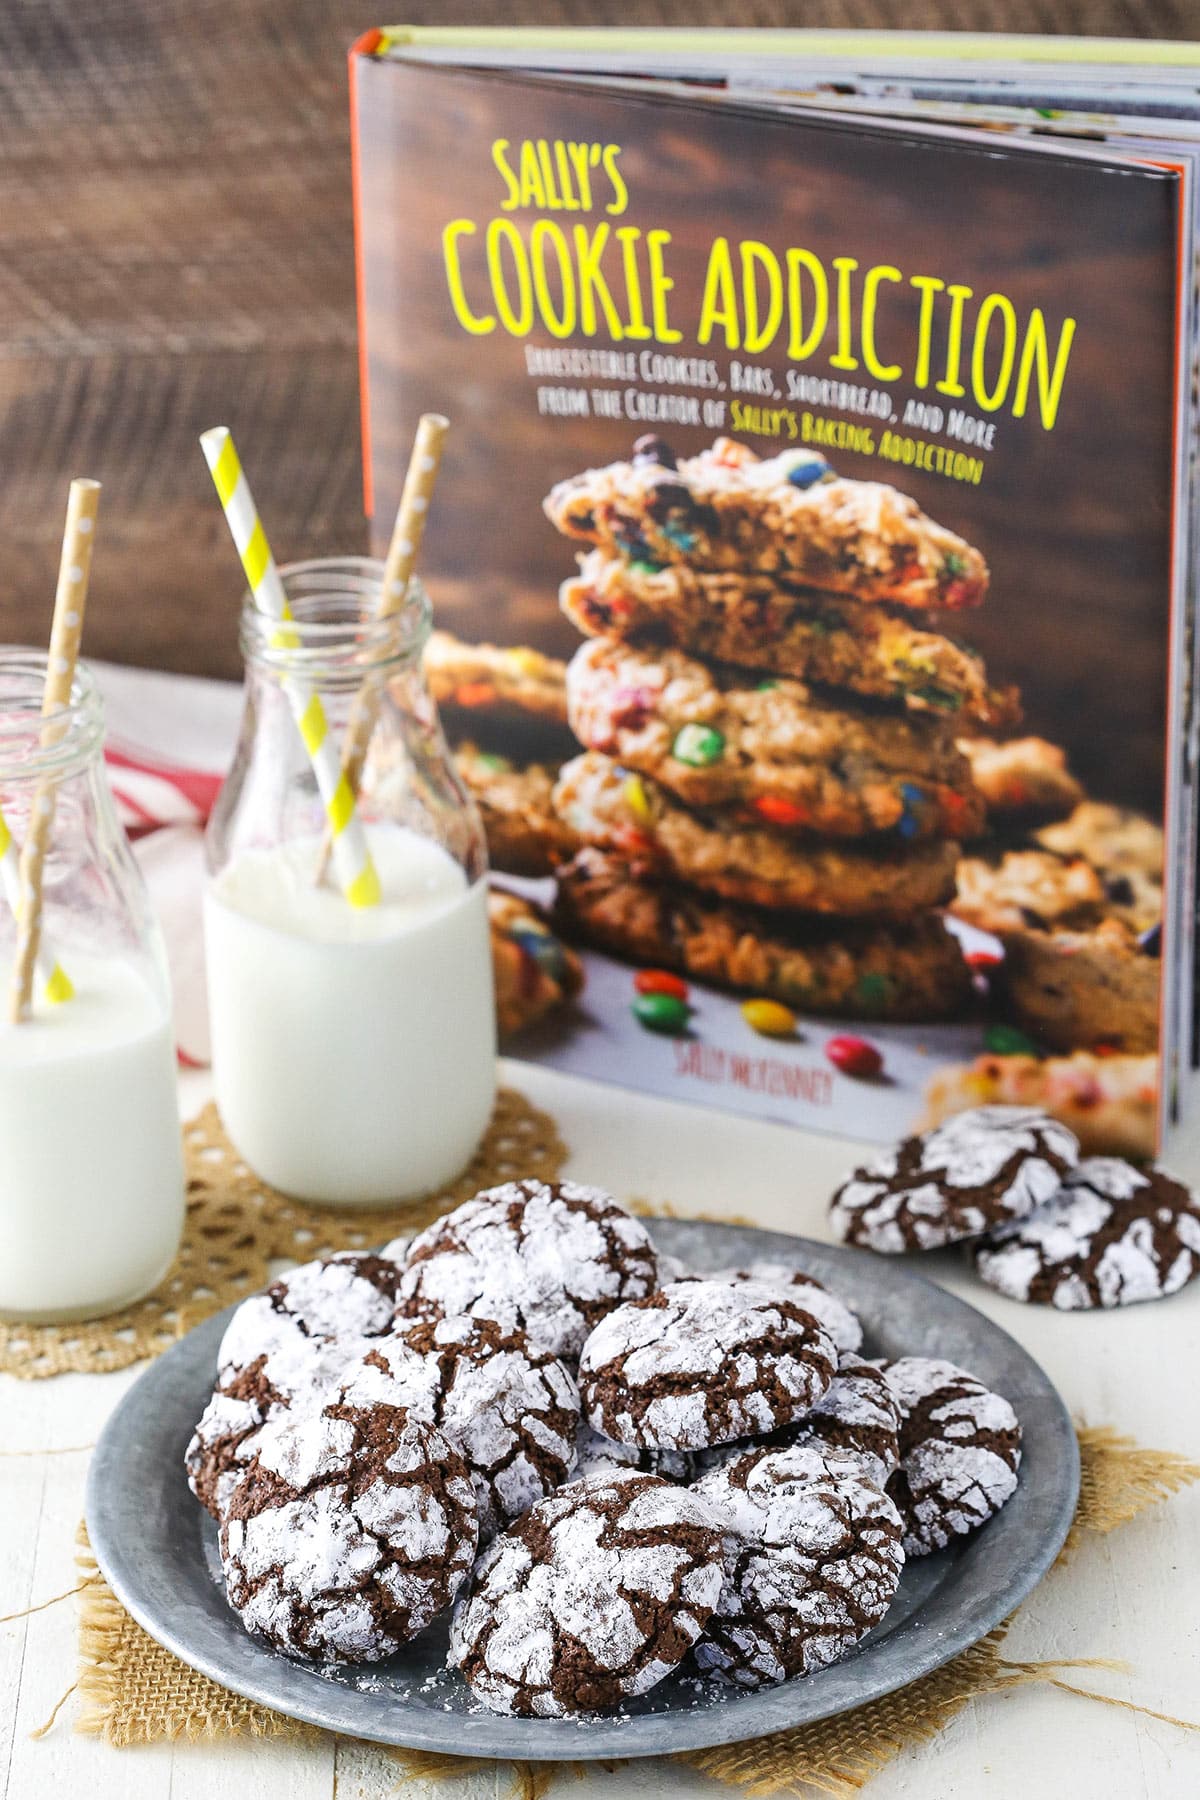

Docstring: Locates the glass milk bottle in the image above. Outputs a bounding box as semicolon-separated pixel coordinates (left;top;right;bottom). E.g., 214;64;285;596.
204;558;496;1206
0;655;185;1322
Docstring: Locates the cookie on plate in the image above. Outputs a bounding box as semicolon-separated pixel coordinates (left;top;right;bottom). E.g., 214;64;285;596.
972;1157;1200;1310
216;1252;404;1370
220;1402;478;1661
788;1353;903;1490
184;1251;405;1520
334;1313;579;1538
829;1105;1079;1253
880;1356;1022;1557
566;636;983;841
561;549;1019;725
184;1329;353;1520
553;752;961;919
448;1471;725;1715
691;1352;901;1492
692;1441;905;1687
672;1261;863;1356
577;1278;836;1452
555;847;970;1021
397;1178;661;1362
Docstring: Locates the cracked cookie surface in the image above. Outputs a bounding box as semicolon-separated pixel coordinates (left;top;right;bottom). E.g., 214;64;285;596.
220;1401;478;1661
672;1261;863;1357
334;1313;579;1537
972;1157;1200;1310
578;1278;836;1452
184;1251;405;1520
692;1440;905;1687
830;1104;1079;1252
397;1178;660;1362
879;1356;1021;1557
448;1471;725;1715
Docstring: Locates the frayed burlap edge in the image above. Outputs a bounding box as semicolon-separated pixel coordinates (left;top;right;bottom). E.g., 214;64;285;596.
0;1089;567;1380
68;1426;1200;1793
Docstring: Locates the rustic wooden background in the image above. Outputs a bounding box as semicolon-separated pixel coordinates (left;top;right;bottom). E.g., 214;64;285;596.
0;0;1192;679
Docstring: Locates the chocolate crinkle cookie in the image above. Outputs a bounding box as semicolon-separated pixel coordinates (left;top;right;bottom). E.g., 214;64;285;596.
879;1356;1021;1557
397;1179;661;1361
448;1471;724;1715
184;1262;397;1520
690;1353;901;1491
578;1278;837;1452
334;1313;579;1538
972;1157;1200;1309
692;1441;905;1688
830;1105;1079;1253
219;1252;405;1363
788;1353;903;1490
184;1330;354;1520
220;1399;478;1662
675;1262;863;1356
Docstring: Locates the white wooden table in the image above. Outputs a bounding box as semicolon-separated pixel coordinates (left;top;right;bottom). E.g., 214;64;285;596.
3;1059;1199;1800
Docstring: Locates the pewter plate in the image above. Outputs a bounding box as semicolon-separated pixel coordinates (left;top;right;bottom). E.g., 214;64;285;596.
86;1219;1079;1759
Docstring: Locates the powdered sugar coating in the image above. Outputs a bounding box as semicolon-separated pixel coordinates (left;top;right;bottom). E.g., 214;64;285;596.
572;1422;695;1485
830;1105;1079;1253
880;1356;1021;1556
334;1314;579;1538
220;1403;478;1661
185;1266;397;1521
398;1179;660;1361
678;1263;863;1356
448;1471;725;1715
218;1253;404;1367
184;1329;360;1519
578;1279;836;1451
790;1354;902;1489
973;1158;1200;1309
692;1441;904;1687
690;1354;901;1490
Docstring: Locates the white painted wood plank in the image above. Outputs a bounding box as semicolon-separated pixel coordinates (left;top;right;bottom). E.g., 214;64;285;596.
166;1733;336;1800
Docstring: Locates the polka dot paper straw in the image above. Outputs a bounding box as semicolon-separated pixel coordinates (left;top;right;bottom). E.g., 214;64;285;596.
315;413;449;884
8;478;100;1023
200;428;380;910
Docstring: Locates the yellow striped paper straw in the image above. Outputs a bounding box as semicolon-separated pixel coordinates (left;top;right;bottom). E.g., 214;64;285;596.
199;428;380;909
0;804;73;1004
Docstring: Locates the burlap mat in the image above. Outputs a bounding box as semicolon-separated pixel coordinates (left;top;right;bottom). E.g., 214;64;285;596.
0;1091;566;1379
64;1428;1199;1796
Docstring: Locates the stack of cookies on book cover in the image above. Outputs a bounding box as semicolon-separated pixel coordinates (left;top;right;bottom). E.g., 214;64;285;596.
542;433;1017;1023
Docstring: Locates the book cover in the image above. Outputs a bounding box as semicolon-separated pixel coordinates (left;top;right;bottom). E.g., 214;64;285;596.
351;40;1187;1160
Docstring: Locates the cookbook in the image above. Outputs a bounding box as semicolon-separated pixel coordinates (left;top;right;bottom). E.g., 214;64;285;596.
350;26;1200;1161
